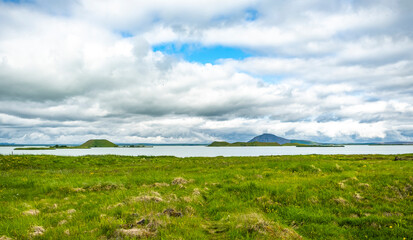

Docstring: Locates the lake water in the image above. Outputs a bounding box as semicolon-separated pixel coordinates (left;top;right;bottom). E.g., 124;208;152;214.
1;145;413;157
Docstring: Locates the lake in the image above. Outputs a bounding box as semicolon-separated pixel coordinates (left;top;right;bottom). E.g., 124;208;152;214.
1;145;413;157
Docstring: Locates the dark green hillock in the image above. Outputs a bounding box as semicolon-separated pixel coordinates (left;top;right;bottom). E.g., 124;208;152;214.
208;141;231;146
79;139;118;148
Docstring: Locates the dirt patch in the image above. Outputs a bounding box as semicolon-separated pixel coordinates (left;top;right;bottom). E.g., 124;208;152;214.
107;203;124;209
165;194;178;202
71;187;85;192
182;196;192;202
30;226;45;237
171;177;194;185
58;220;68;226
405;184;413;194
235;213;303;239
87;184;123;192
193;188;201;196
64;229;70;235
67;209;76;214
133;195;163;202
338;177;359;189
22;209;39;216
184;206;196;215
116;228;154;238
353;192;363;201
132;191;163;203
358;183;370;188
386;185;406;199
338;181;346;189
236;213;272;234
349;176;358;181
333;197;348;205
154;182;170;187
256;196;274;206
147;218;166;232
22;203;32;208
279;227;303;240
163;208;182;217
310;165;322;172
335;164;344;171
0;236;13;240
308;196;319;204
383;212;403;217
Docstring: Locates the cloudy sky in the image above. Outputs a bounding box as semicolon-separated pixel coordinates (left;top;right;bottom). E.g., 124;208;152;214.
0;0;413;144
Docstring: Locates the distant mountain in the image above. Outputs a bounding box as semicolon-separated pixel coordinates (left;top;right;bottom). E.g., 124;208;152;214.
248;133;290;144
0;143;17;146
248;133;318;145
80;139;118;148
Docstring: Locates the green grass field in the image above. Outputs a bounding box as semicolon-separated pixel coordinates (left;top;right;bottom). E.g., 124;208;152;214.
0;154;412;239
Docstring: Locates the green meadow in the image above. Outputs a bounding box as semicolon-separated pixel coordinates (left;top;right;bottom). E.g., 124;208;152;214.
0;154;412;239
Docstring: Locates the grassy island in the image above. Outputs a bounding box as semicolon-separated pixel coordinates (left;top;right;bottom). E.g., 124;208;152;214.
0;154;412;239
13;147;57;150
208;141;282;146
14;139;117;151
79;139;118;148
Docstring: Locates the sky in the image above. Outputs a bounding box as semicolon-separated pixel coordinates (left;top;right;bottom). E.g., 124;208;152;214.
0;0;413;144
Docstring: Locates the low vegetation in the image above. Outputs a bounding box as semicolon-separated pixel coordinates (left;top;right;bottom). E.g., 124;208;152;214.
0;154;412;239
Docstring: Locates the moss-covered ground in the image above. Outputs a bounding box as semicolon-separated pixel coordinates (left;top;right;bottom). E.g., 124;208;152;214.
0;154;412;239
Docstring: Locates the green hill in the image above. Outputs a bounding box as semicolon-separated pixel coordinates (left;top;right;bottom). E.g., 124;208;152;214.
208;141;232;146
79;139;118;148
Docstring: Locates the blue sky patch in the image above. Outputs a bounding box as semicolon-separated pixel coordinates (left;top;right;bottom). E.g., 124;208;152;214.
2;0;22;3
245;8;259;21
153;43;252;64
120;31;133;38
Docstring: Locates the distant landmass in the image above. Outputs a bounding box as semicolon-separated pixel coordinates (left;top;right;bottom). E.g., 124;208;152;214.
208;133;346;147
14;139;118;150
248;133;318;145
209;141;282;147
5;135;413;148
248;134;289;144
80;139;118;148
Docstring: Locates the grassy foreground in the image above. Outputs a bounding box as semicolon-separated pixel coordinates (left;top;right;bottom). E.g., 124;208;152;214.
0;154;412;239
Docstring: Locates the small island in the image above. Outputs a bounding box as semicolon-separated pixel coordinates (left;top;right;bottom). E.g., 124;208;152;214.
14;139;117;150
79;139;118;148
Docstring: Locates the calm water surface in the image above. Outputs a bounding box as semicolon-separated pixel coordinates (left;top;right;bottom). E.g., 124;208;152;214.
1;145;413;157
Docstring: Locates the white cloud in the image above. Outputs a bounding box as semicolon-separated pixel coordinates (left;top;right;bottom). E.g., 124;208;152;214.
0;0;412;144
